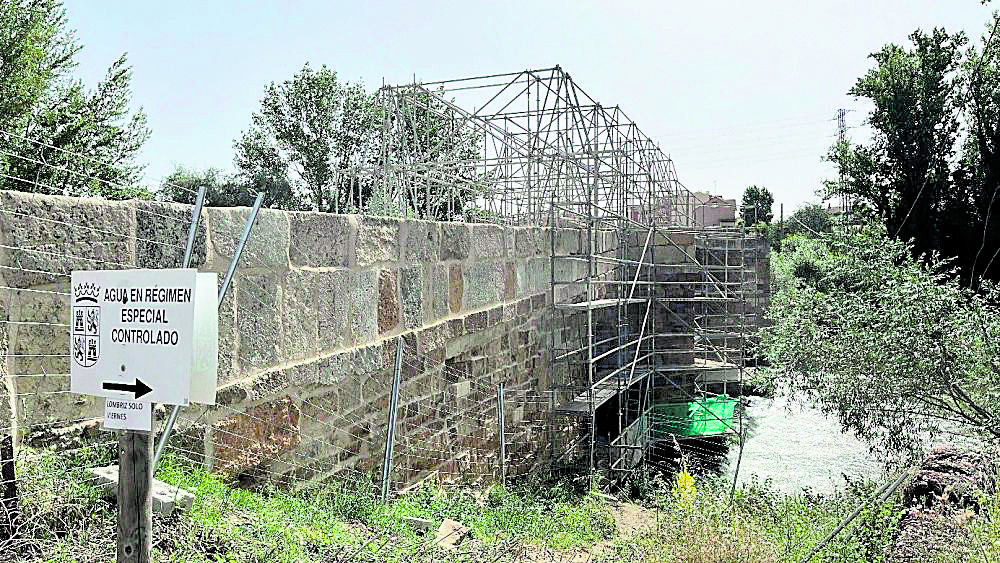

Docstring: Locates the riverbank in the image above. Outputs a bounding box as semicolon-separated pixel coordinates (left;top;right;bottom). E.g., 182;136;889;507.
7;444;997;562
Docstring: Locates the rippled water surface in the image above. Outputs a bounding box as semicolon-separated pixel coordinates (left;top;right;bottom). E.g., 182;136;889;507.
723;394;885;495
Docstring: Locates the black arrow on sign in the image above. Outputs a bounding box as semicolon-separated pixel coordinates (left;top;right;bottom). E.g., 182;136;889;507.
102;378;152;400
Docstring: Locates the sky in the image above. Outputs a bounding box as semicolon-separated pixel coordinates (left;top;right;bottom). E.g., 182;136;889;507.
64;0;996;214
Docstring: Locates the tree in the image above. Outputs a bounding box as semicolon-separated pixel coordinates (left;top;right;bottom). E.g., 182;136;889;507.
786;204;834;237
0;0;150;199
740;185;773;227
827;24;1000;283
962;12;1000;284
233;64;483;218
233;63;377;212
762;223;1000;458
157;165;258;207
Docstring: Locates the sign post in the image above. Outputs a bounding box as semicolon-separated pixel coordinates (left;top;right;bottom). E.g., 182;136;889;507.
70;267;217;563
117;428;151;562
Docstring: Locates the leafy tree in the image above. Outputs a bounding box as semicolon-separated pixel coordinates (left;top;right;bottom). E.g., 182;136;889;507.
232;63;377;212
963;12;1000;284
0;0;150;199
786;204;835;237
740;185;773;226
827;24;1000;283
762;223;1000;458
233;63;482;218
157;165;258;207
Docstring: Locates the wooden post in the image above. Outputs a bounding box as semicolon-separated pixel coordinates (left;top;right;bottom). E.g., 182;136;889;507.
0;434;18;543
118;430;152;563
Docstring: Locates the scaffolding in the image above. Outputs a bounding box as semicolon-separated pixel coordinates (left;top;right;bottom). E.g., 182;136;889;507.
371;66;767;476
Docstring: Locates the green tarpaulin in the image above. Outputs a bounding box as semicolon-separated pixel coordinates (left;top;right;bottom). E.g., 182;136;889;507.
649;396;737;437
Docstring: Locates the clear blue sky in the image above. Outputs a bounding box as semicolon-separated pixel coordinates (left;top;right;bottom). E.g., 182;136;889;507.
65;0;994;213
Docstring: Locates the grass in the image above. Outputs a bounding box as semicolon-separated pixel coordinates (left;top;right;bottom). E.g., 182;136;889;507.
154;455;616;561
3;444;999;562
604;472;902;562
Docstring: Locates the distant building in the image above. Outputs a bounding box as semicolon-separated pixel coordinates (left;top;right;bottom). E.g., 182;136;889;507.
691;191;737;227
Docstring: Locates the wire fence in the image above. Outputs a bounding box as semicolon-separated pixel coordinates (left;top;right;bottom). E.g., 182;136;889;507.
0;136;571;561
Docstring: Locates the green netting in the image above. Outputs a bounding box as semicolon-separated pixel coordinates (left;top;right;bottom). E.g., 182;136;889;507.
648;396;737;437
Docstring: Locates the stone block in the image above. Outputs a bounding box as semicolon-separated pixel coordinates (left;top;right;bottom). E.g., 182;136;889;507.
217;368;292;407
400;266;424;330
209;207;289;269
321;341;394;388
448;264;463;314
514;227;545;257
528;257;551;294
0;192;135;287
430;265;450;321
555;228;580;255
378;269;400;335
88;465;195;516
515;260;529;297
217;273;239;384
281;270;319;362
356;217;401;267
464;311;488;333
236;273;282;374
463;261;504;309
440;223;470;261
504;261;516;301
134;200;209;269
415;322;450;354
404;221;439;262
212;396;301;475
288;212;353;268
347;270;378;345
470;224;506;258
312;270;348;351
297;386;347;444
12;373;102;430
8;287;69;377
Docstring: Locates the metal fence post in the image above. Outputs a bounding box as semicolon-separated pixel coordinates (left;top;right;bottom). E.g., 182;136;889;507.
380;336;404;502
152;191;264;472
497;383;506;487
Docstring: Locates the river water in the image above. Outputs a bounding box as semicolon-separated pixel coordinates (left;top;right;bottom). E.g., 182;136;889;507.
722;393;885;495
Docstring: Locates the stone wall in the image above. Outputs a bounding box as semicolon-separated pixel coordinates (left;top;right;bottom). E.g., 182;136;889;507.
0;190;591;490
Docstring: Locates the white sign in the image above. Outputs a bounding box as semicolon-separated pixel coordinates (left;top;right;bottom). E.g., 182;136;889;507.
103;398;152;431
70;268;218;406
190;272;219;405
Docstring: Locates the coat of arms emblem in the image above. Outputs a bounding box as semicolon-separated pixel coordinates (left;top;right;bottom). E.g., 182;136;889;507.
72;282;101;368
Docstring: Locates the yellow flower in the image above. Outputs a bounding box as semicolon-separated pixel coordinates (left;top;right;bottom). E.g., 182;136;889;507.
674;470;697;511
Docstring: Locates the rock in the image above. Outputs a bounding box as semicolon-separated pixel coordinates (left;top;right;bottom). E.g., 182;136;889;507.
402;516;434;534
440;224;470;261
887;445;997;563
88;465;195;516
462;261;503;309
134;200;208;269
377;269;399;334
470;224;506;258
902;445;995;512
435;518;470;549
211;396;301;475
0;192;135;288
